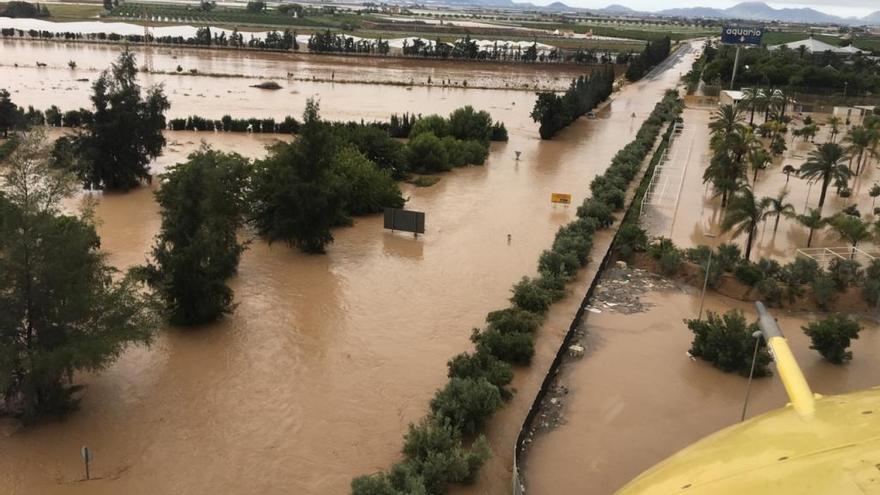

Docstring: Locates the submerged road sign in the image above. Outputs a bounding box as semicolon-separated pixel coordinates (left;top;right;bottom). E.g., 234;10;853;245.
551;193;572;205
721;26;764;46
384;208;425;234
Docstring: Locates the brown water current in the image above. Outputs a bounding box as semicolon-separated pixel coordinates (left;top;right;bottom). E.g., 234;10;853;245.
0;40;697;494
525;287;880;494
1;38;595;94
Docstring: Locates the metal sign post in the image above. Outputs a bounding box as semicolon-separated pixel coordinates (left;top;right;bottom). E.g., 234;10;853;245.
720;26;763;90
80;446;92;480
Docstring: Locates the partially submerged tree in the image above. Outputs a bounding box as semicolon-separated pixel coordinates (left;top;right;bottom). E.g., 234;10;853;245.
762;190;795;234
687;309;771;377
798;142;851;211
797;208;826;248
0;131;159;420
721;186;767;261
138;148;249;326
802;314;861;364
63;48;169;191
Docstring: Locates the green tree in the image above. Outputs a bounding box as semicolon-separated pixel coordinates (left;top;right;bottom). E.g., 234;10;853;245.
796;207;826;248
0;88;22;138
798;142;851;211
827;116;842;143
0;131;158;420
447;106;492;142
802;314;861;364
686;310;771;377
782;164;797;185
721;186;767;261
73;49;169;190
762;190;796;234
844;125;873;175
139;148;249;326
407;132;450;173
332;146;404;215
246;0;265;12
828;213;872;251
747;146;771;183
249;99;345;253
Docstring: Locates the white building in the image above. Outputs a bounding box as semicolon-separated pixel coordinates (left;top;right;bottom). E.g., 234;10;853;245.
768;37;864;55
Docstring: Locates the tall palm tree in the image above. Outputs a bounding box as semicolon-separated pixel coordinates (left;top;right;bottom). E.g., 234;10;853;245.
721;186;768;261
797;208;826;248
763;190;796;233
827;116;842;143
798;142;851;211
739;87;763;125
782;164;797;184
870;183;880;210
709;104;745;144
829;214;872;255
844;125;873;175
748;147;771;183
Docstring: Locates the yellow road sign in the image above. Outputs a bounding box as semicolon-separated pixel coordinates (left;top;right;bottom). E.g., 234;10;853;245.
551;193;572;205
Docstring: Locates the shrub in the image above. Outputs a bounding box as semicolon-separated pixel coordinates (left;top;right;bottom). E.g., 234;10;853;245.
756;258;781;279
659;248;682;276
510;277;552;314
485;307;542;334
715;243;742;272
784;257;820;285
535;273;567;302
429;377;503;436
471;327;535;365
802;314;862;364
409;114;449;139
734;262;763;287
757;278;783;307
447;351;513;395
595;186;625;210
828;258;862;289
576;199;614;228
811;273;838;310
861;259;880;306
616;224;648;261
552;227;593;266
490;121;508;141
687;310;771;377
648;237;676;260
399;417;489;494
407;132;450;173
351;465;426;495
447;105;492;142
537;249;579;279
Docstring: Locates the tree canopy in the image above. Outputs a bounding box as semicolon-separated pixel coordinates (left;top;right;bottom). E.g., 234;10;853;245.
0;131;159;420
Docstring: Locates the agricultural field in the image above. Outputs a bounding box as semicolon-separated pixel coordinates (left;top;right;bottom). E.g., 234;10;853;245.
109;2;375;29
520;20;718;42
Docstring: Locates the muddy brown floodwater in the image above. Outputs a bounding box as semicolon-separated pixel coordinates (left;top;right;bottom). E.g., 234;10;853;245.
525;285;880;494
0;38;598;93
0;41;697;494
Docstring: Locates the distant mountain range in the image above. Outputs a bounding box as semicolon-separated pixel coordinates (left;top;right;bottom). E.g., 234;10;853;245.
487;0;880;25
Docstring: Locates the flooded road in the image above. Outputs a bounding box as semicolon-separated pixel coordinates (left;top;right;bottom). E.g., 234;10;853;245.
0;41;697;494
1;38;597;92
525;286;880;494
644;106;880;261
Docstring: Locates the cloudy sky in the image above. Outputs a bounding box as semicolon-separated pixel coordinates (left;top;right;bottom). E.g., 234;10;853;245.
550;0;876;17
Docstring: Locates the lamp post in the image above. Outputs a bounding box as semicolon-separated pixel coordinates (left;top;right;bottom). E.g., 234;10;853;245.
698;232;717;320
740;330;764;422
804;179;815;213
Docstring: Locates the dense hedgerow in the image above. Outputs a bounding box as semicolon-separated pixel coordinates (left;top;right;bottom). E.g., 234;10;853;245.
351;90;684;495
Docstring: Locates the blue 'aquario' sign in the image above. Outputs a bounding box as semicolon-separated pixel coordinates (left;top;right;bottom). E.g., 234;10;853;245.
721;26;763;45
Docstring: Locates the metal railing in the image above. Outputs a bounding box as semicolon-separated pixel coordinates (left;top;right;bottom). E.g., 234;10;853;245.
795;246;879;267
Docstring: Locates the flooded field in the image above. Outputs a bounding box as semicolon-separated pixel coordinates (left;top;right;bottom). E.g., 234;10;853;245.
0;40;697;494
643;106;880;260
0;38;598;92
525;281;880;494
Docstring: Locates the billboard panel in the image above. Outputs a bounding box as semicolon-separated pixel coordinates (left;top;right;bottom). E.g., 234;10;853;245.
383;208;425;234
721;26;763;46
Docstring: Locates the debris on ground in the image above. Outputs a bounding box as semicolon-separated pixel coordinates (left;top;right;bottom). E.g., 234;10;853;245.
591;266;677;314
